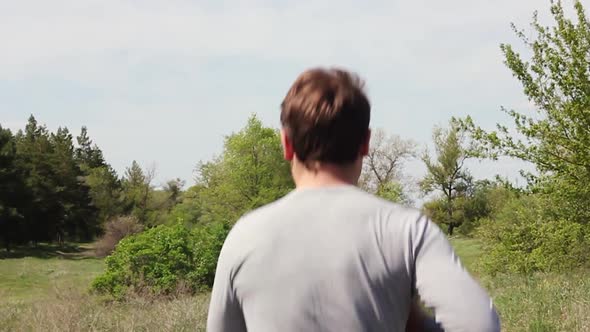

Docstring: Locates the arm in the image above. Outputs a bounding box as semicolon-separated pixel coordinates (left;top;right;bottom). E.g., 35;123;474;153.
206;242;247;332
405;300;443;332
410;215;500;332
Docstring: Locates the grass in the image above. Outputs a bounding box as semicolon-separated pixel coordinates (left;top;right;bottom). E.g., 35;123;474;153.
452;237;590;332
0;243;210;332
1;240;589;331
0;256;103;302
0;289;210;332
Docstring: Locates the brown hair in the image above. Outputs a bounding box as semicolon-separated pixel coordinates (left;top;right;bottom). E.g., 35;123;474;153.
280;68;371;165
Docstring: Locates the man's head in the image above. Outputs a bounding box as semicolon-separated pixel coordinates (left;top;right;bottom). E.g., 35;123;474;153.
280;68;371;183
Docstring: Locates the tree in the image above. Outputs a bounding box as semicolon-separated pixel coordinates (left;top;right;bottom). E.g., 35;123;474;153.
196;115;294;224
0;125;28;251
85;165;123;225
164;178;186;208
14;115;62;244
461;1;590;222
122;161;155;224
76;126;124;225
50;127;97;241
423;179;500;236
141;178;187;226
76;126;106;170
421;121;472;235
360;129;415;204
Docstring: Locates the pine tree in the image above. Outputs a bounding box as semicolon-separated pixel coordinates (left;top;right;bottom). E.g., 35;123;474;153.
75;127;123;225
0;125;28;251
15;115;60;244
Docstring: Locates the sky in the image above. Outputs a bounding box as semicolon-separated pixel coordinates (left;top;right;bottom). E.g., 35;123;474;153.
1;0;567;194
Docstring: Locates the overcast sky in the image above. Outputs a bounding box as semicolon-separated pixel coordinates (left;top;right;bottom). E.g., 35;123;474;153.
2;0;567;192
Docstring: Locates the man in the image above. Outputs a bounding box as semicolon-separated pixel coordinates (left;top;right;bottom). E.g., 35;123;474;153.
207;68;500;331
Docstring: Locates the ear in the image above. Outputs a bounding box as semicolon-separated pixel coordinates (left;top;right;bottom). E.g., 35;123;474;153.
280;129;295;161
359;128;371;157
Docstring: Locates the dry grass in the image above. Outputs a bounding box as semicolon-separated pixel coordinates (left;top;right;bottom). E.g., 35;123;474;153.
0;286;210;332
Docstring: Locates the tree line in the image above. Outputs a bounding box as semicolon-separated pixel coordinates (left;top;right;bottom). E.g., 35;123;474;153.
0;116;184;250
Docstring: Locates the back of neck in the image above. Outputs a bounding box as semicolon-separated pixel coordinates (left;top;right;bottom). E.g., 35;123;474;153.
291;160;359;189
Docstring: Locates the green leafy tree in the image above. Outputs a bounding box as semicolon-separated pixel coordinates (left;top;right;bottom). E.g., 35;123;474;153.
196;115;294;224
168;185;204;226
122;161;155;224
85;166;123;224
421;121;472;235
164;178;185;209
423;179;503;236
462;1;590;222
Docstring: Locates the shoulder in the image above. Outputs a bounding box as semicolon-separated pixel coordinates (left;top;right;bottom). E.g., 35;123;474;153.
352;188;425;224
217;197;289;256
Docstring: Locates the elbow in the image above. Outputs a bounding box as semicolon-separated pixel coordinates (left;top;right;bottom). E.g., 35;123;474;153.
447;303;500;332
474;306;501;332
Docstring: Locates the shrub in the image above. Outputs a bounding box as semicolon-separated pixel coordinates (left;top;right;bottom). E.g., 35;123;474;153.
189;222;228;288
457;218;478;236
94;216;144;257
91;221;229;299
530;219;589;271
477;194;590;274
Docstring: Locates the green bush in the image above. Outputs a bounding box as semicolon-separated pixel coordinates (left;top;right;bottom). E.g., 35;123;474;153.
457;218;478;236
477;194;590;274
189;222;228;288
91;222;228;299
530;219;589;271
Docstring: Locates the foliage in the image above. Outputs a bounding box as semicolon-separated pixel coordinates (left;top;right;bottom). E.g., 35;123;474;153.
421;120;474;235
167;185;204;226
424;180;517;236
5;116;103;245
195;115;294;225
461;0;590;223
0;125;28;251
190;222;229;288
451;238;590;332
84;165;124;225
477;194;590;274
375;181;408;204
0;116;132;248
91;222;228;298
0;114;292;251
121;161;156;225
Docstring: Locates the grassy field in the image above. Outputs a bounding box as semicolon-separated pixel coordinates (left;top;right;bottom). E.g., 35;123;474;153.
1;239;589;331
452;238;590;332
0;245;103;303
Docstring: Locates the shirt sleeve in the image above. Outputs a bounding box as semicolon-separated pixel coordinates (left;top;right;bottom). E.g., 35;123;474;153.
410;214;501;332
206;239;247;332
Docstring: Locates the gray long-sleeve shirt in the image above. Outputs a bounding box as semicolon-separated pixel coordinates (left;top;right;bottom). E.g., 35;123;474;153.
207;185;500;332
